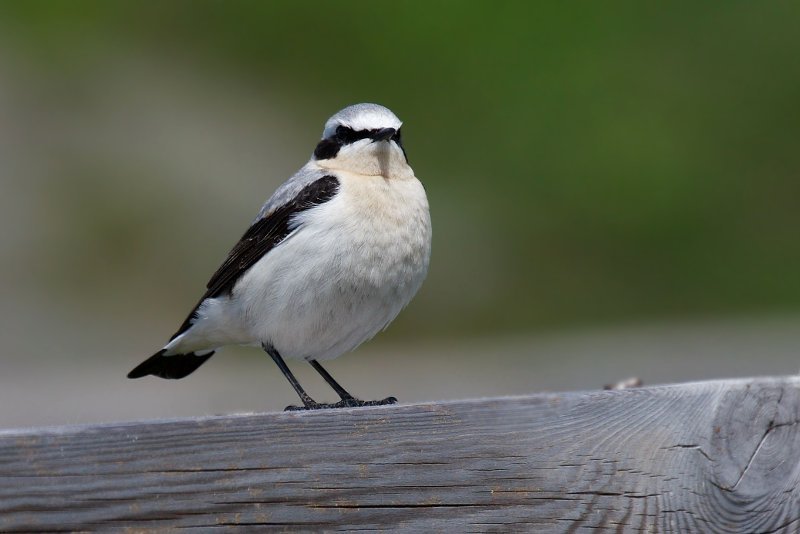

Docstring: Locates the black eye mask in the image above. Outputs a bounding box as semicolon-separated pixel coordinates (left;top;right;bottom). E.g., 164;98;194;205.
313;126;405;161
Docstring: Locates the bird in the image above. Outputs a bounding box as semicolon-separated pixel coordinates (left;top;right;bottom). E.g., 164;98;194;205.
127;103;432;410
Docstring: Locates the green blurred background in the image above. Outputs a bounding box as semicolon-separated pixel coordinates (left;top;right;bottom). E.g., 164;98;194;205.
1;1;799;427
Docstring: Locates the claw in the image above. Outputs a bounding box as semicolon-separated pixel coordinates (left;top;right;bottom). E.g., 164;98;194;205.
284;404;310;411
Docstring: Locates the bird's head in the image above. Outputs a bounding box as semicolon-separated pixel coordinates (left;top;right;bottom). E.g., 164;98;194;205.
312;103;411;178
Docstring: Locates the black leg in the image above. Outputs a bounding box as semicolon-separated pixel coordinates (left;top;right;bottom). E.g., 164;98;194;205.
309;359;355;400
263;344;319;410
309;359;398;408
264;344;398;410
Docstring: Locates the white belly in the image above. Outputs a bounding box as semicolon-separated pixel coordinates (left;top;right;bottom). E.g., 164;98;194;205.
230;172;431;360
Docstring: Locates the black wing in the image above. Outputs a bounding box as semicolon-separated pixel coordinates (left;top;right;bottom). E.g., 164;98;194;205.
171;175;340;339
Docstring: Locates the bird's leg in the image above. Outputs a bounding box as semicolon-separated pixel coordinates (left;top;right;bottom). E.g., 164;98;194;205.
309;359;398;408
263;344;397;410
263;344;320;410
309;359;356;400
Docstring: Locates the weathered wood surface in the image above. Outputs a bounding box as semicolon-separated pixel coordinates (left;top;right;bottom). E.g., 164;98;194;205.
1;377;799;532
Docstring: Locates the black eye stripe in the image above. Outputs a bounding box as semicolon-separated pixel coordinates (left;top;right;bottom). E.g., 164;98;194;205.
313;138;340;160
393;128;407;163
313;126;406;161
336;126;379;143
339;127;364;143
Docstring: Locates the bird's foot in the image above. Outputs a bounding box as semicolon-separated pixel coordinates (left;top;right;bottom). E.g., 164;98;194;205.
336;396;398;408
284;396;397;411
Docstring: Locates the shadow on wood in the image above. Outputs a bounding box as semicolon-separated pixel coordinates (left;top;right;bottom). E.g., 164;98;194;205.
1;377;799;532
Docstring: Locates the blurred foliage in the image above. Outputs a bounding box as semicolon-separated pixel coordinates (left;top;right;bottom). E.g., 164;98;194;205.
2;1;799;339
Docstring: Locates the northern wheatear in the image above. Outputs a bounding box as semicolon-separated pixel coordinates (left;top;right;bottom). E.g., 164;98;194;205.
128;103;432;410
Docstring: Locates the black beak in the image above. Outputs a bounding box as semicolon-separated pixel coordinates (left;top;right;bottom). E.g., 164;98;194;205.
371;127;396;142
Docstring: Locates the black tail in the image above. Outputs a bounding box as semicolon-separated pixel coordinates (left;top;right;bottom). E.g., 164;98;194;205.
127;349;215;380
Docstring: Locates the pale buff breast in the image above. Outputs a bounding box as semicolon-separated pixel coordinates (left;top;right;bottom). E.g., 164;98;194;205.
228;170;431;360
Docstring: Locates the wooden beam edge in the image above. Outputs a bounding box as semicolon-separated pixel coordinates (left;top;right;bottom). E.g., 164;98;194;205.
1;375;797;438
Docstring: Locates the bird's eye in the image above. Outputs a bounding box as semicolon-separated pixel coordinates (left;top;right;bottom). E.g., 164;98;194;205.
335;126;361;144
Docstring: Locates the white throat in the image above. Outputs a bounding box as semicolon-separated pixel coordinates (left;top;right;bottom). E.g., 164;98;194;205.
315;141;413;179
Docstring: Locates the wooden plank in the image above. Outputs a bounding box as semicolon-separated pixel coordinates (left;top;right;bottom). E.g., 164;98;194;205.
1;377;799;532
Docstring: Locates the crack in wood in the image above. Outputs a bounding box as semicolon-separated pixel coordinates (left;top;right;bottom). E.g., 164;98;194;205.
757;514;800;534
311;503;490;509
662;443;713;462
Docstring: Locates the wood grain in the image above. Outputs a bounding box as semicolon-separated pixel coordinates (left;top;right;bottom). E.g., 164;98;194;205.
1;377;799;532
